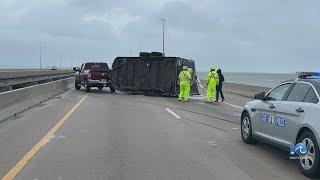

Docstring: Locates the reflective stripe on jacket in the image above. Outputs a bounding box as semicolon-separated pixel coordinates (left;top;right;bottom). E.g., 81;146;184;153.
179;70;191;84
207;71;219;86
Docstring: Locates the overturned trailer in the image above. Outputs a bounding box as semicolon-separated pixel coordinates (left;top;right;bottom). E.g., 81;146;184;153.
111;53;199;96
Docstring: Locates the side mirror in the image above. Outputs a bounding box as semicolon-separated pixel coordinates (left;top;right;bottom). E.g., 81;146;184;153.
254;92;266;100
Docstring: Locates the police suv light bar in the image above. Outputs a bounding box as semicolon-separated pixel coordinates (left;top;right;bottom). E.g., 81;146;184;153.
297;72;320;78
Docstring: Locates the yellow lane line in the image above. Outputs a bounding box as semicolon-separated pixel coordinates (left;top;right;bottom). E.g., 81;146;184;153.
1;94;88;180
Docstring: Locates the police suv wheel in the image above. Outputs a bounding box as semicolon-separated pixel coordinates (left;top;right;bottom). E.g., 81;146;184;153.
297;131;320;178
241;112;256;144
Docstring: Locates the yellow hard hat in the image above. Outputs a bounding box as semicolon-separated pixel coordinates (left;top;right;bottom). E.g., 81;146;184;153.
183;66;188;70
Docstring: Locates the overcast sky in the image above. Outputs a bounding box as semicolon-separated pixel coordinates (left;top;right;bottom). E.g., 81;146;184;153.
0;0;319;72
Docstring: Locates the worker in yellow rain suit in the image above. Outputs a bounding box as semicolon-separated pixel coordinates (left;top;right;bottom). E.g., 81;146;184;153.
178;66;192;102
206;66;219;103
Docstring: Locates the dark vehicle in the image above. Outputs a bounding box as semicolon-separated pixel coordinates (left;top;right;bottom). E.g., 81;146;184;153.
73;62;115;93
111;53;199;96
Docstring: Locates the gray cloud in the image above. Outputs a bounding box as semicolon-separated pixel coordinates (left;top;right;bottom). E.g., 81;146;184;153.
0;0;319;72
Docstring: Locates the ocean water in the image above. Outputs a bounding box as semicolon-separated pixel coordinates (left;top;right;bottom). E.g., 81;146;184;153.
197;72;296;88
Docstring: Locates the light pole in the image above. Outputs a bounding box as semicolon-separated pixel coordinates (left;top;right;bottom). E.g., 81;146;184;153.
139;41;142;53
39;41;42;69
160;18;165;56
59;51;62;69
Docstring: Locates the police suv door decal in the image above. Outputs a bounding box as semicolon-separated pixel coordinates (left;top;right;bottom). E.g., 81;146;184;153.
275;117;286;128
259;113;274;124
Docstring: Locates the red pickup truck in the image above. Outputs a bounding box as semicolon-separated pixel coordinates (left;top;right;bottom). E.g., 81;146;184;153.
73;62;115;93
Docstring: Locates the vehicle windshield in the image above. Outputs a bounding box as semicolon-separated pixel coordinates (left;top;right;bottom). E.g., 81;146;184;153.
312;79;320;96
84;63;109;71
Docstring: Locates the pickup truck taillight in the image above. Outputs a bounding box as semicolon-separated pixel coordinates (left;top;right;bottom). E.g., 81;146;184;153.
88;71;92;79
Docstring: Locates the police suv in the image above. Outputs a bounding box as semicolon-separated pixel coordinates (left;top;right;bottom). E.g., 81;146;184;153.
241;72;320;178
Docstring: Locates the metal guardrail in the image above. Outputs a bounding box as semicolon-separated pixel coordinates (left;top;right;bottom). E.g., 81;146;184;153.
0;77;74;122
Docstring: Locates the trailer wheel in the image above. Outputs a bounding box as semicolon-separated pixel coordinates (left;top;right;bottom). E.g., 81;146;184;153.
110;86;115;93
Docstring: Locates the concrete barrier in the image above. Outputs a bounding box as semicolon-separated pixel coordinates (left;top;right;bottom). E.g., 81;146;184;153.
223;82;271;98
0;70;74;92
0;70;73;79
0;77;74;122
199;80;271;98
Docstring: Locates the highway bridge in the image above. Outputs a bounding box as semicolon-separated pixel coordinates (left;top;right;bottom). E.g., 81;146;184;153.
0;73;313;180
0;69;73;92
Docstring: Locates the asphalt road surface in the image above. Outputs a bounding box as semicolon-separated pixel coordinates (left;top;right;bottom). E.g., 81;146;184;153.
0;88;316;180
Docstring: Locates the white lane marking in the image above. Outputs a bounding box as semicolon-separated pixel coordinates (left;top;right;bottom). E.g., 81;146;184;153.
190;95;205;100
166;108;181;119
53;135;66;139
190;95;243;110
222;102;243;109
232;127;239;130
209;140;217;146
